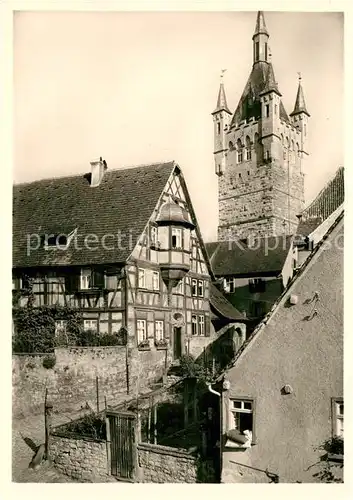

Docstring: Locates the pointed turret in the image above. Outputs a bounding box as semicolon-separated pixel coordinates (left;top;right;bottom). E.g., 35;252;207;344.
213;81;231;115
253;11;269;39
212;72;232;176
253;11;270;64
290;76;310;117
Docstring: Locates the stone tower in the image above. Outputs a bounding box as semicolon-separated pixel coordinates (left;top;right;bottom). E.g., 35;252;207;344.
214;11;309;241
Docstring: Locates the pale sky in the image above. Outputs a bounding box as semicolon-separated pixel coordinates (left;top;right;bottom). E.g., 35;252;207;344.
13;11;344;242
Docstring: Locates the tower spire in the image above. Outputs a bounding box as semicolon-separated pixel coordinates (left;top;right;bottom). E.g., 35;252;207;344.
252;11;270;64
213;70;231;115
253;11;269;39
290;73;310;116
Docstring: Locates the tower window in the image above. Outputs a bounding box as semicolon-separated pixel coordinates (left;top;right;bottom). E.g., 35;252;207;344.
255;42;259;61
229;141;234;150
246;149;251;160
217;122;221;134
265;42;268;61
265;150;270;161
304;124;307;136
265;105;270;118
275;104;278;115
237;152;243;163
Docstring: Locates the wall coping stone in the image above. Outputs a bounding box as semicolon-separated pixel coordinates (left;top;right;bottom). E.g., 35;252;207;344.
51;432;106;443
138;442;198;460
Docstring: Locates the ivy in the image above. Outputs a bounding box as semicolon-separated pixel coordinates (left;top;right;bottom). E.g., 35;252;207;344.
12;304;128;353
179;354;212;387
312;437;344;483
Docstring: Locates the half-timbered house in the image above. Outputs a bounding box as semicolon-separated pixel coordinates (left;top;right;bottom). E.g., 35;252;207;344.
13;159;246;386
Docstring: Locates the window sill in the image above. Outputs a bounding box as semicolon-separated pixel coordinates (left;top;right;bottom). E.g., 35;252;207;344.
225;439;252;450
327;453;344;463
138;346;151;352
155;345;168;350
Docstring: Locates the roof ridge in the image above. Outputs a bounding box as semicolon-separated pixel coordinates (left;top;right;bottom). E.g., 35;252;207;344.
13;161;176;187
215;209;344;382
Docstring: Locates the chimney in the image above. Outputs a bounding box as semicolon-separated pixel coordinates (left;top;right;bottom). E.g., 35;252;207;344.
90;157;107;187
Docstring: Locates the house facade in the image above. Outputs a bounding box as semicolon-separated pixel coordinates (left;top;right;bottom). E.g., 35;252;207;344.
217;213;343;483
13;160;246;384
206;235;297;324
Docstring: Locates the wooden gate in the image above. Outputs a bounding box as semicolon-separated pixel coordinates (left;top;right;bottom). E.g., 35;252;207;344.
106;411;136;481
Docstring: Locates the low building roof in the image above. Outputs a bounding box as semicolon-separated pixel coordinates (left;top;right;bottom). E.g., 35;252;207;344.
209;283;247;321
206;235;293;278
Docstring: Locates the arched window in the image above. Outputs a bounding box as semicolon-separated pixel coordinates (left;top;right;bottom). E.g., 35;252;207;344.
286;137;290;149
281;133;284;144
275;104;278;115
304;124;307;136
228;141;234;151
245;136;251;160
264;150;270;161
291;139;295;151
236;139;243;164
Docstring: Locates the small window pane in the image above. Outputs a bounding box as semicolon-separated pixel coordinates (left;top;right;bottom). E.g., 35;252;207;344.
233;401;242;409
244;402;252;410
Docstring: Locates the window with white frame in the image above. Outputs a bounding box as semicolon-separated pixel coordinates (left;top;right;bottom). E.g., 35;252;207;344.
55;320;67;337
172;227;182;249
138;268;146;288
198;280;204;297
155;321;164;341
137;319;147;343
230;399;254;434
246;149;251;161
176;279;184;295
198;316;205;336
224;277;236;293
83;319;98;332
152;271;160;291
80;269;92;290
192;279;197;296
191;315;197;335
150;226;158;247
332;398;344;438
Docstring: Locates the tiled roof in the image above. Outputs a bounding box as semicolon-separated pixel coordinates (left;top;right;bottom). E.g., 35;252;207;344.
206;235;293;277
230;62;290;127
13;162;176;268
210;283;246;321
302;167;344;222
296;217;323;238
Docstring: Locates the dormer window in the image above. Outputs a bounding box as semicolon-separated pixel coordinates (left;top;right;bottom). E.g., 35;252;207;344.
172;227;182;249
43;228;77;250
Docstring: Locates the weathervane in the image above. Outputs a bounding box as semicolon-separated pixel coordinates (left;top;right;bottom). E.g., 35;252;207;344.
297;71;302;81
220;69;227;80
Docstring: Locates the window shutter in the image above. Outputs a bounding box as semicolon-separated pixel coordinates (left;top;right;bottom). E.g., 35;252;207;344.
65;274;79;293
92;270;105;288
205;315;211;337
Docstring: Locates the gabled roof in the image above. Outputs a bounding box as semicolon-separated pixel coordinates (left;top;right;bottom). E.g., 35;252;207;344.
13;162;176;267
206;235;293;278
229;62;290;127
209;283;246;321
302;166;344;223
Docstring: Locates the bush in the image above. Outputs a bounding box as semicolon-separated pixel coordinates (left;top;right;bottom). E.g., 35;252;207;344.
59;412;106;440
42;355;56;369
